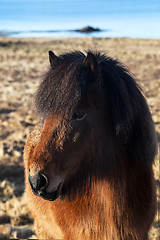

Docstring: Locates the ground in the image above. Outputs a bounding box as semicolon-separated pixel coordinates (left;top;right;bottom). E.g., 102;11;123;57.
0;37;159;239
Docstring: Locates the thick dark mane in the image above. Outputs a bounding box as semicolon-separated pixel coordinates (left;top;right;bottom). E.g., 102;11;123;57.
35;51;85;119
98;55;157;165
35;51;157;166
35;51;110;118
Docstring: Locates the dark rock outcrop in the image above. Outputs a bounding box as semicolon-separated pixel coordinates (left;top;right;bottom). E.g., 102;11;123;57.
75;26;101;33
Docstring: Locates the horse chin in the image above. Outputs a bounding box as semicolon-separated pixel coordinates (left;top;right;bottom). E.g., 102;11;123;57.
32;182;63;201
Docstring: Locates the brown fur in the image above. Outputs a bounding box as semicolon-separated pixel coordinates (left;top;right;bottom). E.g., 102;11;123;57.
24;51;157;239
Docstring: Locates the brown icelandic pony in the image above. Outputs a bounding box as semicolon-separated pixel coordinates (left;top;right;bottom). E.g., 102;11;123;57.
24;51;157;240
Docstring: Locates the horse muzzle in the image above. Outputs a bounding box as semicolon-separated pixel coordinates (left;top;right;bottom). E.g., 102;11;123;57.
28;171;63;201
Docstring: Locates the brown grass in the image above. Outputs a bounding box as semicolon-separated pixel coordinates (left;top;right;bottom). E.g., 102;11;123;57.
0;37;159;239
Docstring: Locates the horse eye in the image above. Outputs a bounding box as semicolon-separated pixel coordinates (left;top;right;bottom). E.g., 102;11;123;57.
72;111;87;121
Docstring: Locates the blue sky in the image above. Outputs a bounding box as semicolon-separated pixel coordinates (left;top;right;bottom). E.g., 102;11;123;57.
0;0;160;38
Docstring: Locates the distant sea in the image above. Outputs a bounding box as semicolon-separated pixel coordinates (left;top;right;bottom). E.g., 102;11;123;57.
0;0;160;38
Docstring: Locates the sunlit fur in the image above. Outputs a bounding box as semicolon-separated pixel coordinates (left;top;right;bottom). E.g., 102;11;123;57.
24;51;157;240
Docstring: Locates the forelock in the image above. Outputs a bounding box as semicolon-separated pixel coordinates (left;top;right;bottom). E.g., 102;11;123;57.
35;52;88;119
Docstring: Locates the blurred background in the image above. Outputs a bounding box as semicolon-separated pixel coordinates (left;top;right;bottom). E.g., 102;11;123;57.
0;0;160;38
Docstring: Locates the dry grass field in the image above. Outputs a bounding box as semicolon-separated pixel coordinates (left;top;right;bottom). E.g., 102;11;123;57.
0;37;159;239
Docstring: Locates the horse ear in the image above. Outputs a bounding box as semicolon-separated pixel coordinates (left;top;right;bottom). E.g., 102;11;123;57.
83;52;98;72
49;51;59;67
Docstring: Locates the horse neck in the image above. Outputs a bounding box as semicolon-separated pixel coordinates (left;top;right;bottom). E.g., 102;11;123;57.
54;159;152;239
55;177;125;239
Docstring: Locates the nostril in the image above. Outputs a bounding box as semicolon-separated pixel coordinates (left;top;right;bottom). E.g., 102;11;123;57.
29;172;49;191
39;173;48;190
